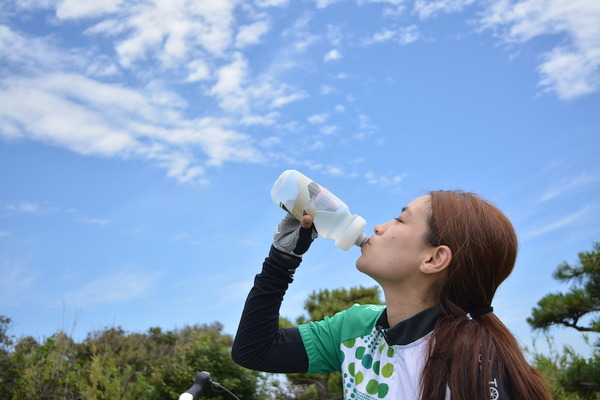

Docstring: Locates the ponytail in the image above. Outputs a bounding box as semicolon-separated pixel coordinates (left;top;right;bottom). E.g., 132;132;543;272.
420;191;551;400
421;308;550;399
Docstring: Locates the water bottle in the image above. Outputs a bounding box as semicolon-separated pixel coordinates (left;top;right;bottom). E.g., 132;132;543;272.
271;170;368;250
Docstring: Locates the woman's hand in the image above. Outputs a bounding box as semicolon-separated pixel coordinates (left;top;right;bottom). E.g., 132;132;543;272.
273;213;317;258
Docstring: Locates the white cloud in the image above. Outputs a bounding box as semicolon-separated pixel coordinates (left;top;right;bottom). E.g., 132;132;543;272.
314;0;344;8
85;55;121;77
1;75;142;155
65;269;162;306
0;25;75;73
371;30;396;42
308;113;329;124
367;25;419;45
539;172;600;203
217;279;254;306
4;202;60;216
321;85;337;94
260;136;282;148
4;202;113;224
413;0;475;19
320;125;339;135
189;118;264;167
356;113;377;138
209;52;306;113
270;88;308;107
281;15;321;53
186;59;211;82
10;0;55;12
1;13;313;184
236;20;270;48
5;202;43;214
478;0;600;100
382;4;407;17
524;205;590;239
364;171;407;187
80;217;111;226
256;0;289;6
84;0;237;67
324;49;342;62
309;140;326;151
242;112;280;126
359;0;405;11
326;24;343;46
0;258;37;306
210;52;249;112
326;166;344;176
55;0;124;20
0;72;263;183
537;45;600;100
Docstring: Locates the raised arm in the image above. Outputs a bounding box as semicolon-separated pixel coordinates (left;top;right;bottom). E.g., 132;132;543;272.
231;214;316;373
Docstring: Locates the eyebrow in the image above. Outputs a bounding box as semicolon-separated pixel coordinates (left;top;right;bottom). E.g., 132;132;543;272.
402;206;411;216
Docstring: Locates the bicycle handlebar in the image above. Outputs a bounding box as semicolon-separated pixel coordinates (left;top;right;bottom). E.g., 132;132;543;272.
179;371;212;400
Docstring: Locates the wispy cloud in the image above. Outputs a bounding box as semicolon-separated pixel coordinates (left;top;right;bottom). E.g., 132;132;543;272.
217;279;254;306
54;0;125;19
365;25;419;45
320;125;339;135
324;49;342;62
236;20;270;48
384;0;600;100
413;0;475;20
539;172;600;203
4;201;112;227
79;218;112;226
256;0;290;6
65;269;162;307
314;0;344;9
364;171;408;187
84;0;237;67
4;202;55;215
523;205;590;239
478;0;600;100
0;68;263;183
1;0;596;192
308;113;329;124
0;3;309;184
0;258;37;306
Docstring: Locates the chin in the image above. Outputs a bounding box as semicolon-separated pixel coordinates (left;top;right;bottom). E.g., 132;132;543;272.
355;257;368;274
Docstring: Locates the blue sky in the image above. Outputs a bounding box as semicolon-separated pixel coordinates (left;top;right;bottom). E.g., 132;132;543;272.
1;0;599;358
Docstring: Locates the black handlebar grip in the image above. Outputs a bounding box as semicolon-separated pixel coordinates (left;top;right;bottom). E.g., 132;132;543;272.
179;371;212;400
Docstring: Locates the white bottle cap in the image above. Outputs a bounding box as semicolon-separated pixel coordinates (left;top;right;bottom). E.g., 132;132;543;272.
335;215;367;251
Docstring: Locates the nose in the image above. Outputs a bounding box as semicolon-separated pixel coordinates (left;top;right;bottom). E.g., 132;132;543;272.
374;224;383;235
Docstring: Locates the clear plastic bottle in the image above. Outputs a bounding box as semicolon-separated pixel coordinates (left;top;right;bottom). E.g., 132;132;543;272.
271;170;368;250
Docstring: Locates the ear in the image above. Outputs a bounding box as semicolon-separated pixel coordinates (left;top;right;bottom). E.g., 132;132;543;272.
420;245;452;275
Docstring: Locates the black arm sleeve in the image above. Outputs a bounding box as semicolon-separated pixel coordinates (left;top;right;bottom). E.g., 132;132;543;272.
231;246;309;373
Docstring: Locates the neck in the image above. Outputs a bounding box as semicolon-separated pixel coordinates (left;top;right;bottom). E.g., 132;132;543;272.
380;283;436;327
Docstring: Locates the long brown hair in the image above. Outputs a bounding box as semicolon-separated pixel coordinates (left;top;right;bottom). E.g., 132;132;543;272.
420;190;551;400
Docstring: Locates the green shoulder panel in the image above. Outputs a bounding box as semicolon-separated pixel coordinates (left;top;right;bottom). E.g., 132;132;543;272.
298;304;386;374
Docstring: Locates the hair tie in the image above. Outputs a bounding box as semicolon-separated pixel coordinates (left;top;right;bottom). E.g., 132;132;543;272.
466;306;493;320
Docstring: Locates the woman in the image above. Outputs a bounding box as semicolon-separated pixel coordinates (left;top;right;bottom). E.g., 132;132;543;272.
232;190;551;399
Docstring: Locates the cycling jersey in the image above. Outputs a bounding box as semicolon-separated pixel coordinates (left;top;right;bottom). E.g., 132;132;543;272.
299;303;447;399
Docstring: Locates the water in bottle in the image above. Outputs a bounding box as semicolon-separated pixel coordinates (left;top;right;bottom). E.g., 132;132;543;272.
271;170;368;250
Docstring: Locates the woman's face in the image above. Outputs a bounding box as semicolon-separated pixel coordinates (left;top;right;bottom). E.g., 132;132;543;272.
356;195;435;284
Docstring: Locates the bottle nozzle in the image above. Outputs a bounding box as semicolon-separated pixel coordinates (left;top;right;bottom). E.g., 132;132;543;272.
356;233;369;247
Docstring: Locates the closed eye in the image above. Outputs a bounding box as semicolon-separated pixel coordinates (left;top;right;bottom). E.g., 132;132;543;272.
394;217;403;223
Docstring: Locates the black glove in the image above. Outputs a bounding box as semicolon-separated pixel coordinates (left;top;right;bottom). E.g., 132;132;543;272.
272;213;318;258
